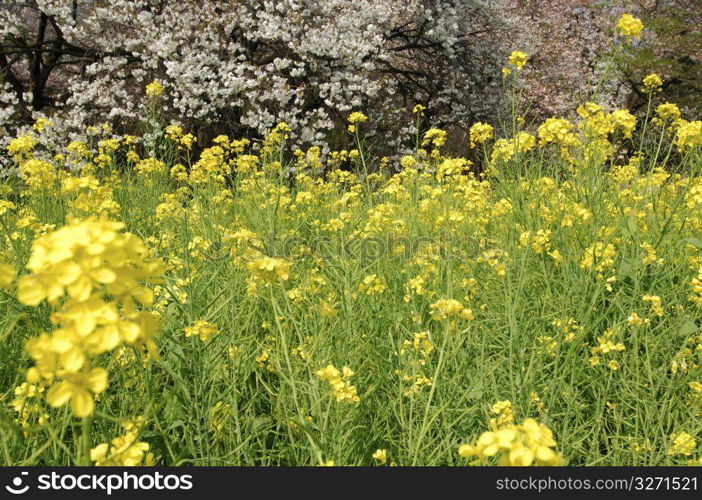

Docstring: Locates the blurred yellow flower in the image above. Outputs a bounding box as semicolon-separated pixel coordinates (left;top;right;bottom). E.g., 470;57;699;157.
0;262;15;289
372;449;387;464
184;319;220;342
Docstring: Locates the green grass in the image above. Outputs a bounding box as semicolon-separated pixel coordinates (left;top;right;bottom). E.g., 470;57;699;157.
2;105;702;466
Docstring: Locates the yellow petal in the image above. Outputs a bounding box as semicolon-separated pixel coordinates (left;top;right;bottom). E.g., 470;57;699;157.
89;326;120;353
17;275;46;306
67;276;92;302
50;331;75;353
60;348;85;373
91;267;116;284
88;368;108;394
119;322;141;343
90;443;109;463
46;381;72;408
71;389;94;418
74;314;97;336
133;287;154;307
53;261;82;285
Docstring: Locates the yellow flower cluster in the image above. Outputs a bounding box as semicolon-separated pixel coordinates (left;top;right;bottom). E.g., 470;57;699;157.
668;432;697;456
209;401;234;433
358;273;387;295
262;122;292;156
247;256;291;284
458;400;562;466
675;121;702;151
7;133;38;161
690;268;702;306
642;294;663;317
429;298;474;321
400;331;434;364
491;132;536;165
519;229;553;255
436;158;471;181
642;73;663;93
348;112;368;133
422;128;447;149
670;334;702;374
135;157;167;175
477;248;509;276
469;122;494;149
503;50;527;76
551;318;583;343
589;327;625;370
372;448;388;465
397;331;435;397
616;14;644;41
507;51;528;70
190;145;233;184
611;109;637;138
580;242;616;275
10;382;49;436
19;159;57;191
33;117;53;131
316;364;360;403
489;400;514;429
145;80;164;97
17;218;162;417
347;112;368;125
537;118;577;146
412;104;426;115
656;103;682;122
165;125;197;149
184;319;220;342
91;418;153;466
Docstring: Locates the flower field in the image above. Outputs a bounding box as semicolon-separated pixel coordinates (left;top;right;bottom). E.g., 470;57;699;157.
2;14;702;467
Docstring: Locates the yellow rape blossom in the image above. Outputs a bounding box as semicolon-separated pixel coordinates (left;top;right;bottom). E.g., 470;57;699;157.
459;401;562;466
469;122;494;148
676;121;702;151
372;449;388;465
668;432;697;456
642;73;663;93
507;51;528;70
616;14;644;41
18;218;162;418
145;80;163;97
91;420;153;466
184;319;220;342
247;256;291;283
316;364;360;404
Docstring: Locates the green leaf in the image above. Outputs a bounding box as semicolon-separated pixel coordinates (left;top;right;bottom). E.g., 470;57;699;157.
678;321;699;337
683;238;702;250
618;257;637;277
466;379;483;401
624;216;638;236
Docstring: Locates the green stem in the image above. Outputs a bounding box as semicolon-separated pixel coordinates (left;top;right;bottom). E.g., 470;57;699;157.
80;416;92;466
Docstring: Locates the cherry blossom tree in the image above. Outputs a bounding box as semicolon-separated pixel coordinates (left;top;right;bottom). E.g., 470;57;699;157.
1;0;510;151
